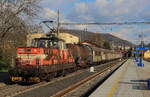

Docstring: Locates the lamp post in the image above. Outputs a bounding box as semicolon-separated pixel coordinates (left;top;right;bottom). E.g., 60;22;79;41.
137;31;145;67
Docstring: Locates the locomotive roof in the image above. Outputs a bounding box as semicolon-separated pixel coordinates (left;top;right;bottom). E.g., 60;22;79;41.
34;36;65;42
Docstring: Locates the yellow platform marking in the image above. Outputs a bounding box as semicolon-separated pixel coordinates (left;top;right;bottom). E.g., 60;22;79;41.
106;61;129;97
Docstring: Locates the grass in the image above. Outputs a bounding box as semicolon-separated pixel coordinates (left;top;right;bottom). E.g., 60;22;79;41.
0;68;8;72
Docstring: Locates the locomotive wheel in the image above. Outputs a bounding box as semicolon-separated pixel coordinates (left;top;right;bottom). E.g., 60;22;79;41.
73;67;78;72
45;72;56;82
62;69;66;77
56;70;64;77
39;73;47;81
68;68;74;73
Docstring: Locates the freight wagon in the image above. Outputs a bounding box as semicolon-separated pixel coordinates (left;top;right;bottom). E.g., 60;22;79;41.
67;42;122;67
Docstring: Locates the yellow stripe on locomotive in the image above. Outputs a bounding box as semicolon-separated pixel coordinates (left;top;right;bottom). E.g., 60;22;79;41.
11;77;22;82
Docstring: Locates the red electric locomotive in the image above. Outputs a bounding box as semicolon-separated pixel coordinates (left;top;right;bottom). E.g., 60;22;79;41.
9;34;75;82
9;34;123;83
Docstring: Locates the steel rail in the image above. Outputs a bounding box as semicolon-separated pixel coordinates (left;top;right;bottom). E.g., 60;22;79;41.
52;60;126;97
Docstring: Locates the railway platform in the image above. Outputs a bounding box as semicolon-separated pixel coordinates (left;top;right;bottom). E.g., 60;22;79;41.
90;59;150;97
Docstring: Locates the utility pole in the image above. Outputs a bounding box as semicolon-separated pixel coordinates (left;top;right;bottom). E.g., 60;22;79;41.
83;28;87;42
141;31;144;59
141;31;144;47
57;10;60;37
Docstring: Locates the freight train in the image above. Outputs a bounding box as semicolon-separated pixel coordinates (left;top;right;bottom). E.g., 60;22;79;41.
67;42;122;67
9;34;122;82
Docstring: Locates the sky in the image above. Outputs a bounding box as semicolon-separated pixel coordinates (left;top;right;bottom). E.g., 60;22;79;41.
35;0;150;44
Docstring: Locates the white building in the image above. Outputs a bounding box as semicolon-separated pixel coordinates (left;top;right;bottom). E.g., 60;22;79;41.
59;33;79;44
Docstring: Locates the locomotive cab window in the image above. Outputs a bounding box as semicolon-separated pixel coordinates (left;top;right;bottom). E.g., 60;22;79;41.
47;40;59;48
32;38;59;48
38;40;46;48
33;39;48;48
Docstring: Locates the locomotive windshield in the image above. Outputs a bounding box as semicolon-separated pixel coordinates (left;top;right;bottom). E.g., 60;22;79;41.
31;36;66;49
32;38;59;48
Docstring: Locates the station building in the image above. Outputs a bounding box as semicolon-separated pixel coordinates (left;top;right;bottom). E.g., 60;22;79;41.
59;32;79;44
27;32;79;46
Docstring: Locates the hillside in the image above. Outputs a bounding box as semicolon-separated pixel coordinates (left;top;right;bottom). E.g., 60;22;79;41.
59;29;134;48
60;29;105;47
101;33;134;46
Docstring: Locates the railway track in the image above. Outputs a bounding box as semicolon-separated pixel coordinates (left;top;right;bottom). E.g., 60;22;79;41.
0;67;87;97
10;59;126;97
0;82;47;97
52;59;127;97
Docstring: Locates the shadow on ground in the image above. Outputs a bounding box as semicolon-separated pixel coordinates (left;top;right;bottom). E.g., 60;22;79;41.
132;84;148;90
120;79;149;90
131;79;149;90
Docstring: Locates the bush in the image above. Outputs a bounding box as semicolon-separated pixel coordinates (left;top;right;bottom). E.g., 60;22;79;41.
103;41;111;49
0;52;10;72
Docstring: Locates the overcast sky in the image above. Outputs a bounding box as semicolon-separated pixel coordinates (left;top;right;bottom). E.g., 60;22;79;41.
36;0;150;44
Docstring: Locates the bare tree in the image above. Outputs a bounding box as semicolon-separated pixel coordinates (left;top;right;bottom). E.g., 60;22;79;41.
0;0;41;67
0;0;41;40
